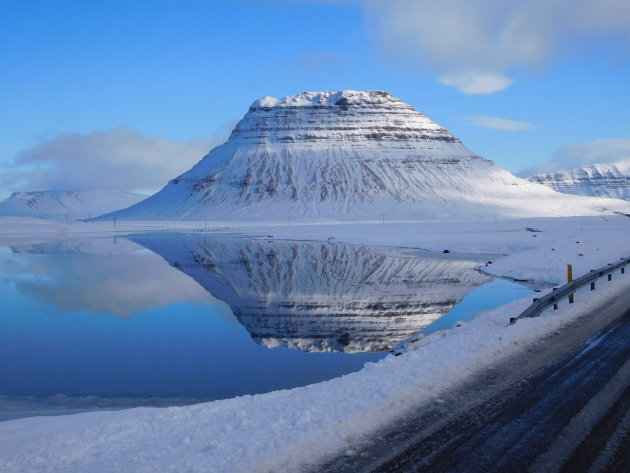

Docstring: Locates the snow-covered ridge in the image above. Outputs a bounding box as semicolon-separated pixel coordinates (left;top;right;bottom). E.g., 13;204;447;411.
0;190;146;220
101;90;630;221
252;90;401;109
130;234;489;353
528;164;630;201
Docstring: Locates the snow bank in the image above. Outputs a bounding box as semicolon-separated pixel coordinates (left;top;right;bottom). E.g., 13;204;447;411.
2;270;628;473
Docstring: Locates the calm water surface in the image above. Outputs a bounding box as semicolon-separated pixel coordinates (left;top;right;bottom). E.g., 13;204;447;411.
0;234;532;420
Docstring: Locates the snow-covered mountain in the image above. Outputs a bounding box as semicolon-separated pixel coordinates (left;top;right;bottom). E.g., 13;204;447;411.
528;164;630;201
130;233;490;353
103;90;630;221
0;190;146;220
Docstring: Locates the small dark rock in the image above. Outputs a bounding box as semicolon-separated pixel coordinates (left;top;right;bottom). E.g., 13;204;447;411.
443;249;450;254
335;97;351;111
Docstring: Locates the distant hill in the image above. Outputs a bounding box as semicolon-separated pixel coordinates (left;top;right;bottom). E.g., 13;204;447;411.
528;164;630;201
0;189;147;220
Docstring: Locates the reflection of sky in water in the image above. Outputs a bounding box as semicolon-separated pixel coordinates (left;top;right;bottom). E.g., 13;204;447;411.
1;297;377;398
0;236;532;419
2;241;217;317
423;279;534;334
0;242;382;404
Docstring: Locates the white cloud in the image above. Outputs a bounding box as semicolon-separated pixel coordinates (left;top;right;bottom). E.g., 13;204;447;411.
2;127;223;194
520;138;630;176
438;72;515;95
460;114;534;132
358;0;630;94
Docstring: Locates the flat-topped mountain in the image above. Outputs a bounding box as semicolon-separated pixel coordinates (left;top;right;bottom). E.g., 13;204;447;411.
102;90;630;221
528;164;630;201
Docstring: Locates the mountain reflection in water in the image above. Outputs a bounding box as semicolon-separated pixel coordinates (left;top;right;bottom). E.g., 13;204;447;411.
129;233;492;353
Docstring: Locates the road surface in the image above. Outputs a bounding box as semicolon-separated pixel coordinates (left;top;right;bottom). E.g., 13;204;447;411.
317;296;630;473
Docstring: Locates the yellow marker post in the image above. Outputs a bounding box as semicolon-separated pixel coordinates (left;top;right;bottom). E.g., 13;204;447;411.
568;264;574;304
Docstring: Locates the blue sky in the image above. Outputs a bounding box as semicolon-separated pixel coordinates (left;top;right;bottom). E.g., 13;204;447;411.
2;0;630;198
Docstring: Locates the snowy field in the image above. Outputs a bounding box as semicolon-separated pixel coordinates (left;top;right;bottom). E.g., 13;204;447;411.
2;214;628;284
1;215;629;472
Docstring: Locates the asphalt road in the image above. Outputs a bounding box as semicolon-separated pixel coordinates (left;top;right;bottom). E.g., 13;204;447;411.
317;300;630;473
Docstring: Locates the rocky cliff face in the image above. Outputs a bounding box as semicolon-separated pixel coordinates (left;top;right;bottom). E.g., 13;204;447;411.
0;190;146;220
528;164;630;201
131;233;490;353
104;90;629;221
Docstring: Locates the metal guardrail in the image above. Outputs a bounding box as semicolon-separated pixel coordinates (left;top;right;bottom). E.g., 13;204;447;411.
510;256;630;324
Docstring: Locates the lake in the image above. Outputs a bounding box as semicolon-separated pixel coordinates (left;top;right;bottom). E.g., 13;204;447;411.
0;233;533;420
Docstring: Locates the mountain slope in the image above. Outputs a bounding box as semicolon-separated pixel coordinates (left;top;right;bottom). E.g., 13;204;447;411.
528;164;630;201
103;90;630;221
0;190;146;220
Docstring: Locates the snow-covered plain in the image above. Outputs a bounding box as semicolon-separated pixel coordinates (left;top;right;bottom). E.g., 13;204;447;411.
2;214;627;284
1;214;629;472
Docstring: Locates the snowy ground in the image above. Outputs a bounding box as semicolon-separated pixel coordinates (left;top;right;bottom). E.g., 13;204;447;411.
2;214;628;284
1;215;629;472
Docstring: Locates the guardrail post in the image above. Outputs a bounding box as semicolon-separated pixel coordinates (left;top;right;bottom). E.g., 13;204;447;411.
567;264;574;304
591;281;595;290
